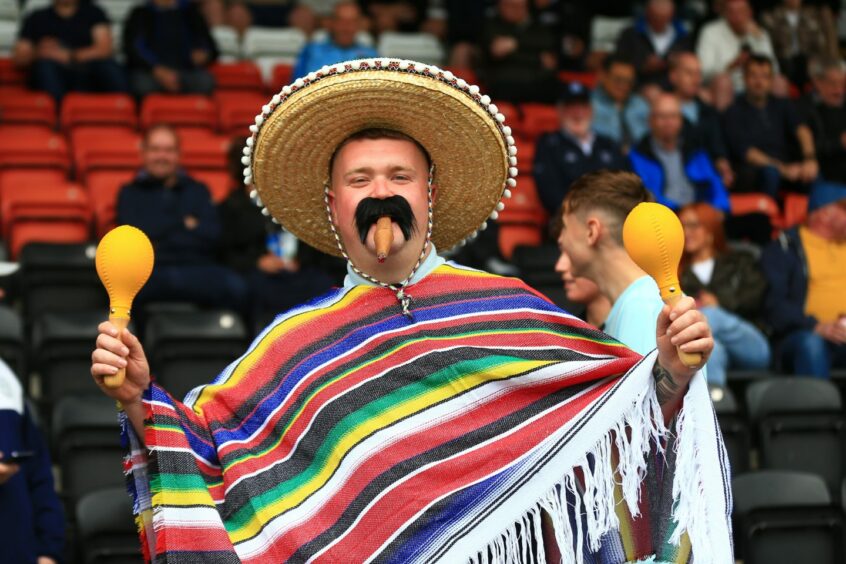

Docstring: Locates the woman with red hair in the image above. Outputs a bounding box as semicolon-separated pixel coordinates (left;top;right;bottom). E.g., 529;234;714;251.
679;202;771;386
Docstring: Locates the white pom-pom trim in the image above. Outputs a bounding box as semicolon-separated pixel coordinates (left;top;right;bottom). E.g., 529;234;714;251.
496;202;505;211
507;178;517;187
489;211;499;220
508;167;518;177
480;95;491;105
503;189;512;198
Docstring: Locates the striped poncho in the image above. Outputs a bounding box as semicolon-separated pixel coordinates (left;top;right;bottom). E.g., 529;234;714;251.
122;263;732;563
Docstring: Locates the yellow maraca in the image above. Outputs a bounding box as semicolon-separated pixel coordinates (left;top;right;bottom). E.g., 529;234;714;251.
622;202;702;368
95;225;155;388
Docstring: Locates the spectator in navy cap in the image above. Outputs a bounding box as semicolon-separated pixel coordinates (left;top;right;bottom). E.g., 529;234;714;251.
533;81;628;216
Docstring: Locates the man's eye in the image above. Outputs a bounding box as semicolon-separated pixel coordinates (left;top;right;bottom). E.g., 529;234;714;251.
394;175;410;182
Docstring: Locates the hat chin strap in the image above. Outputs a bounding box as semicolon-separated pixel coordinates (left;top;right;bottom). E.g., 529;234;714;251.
323;165;435;318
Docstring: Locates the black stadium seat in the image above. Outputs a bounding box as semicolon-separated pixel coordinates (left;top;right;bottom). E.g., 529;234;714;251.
76;487;143;564
710;385;750;475
0;304;25;383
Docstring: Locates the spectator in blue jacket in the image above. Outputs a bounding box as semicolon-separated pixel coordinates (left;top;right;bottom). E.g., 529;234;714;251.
123;0;218;97
629;92;730;212
293;1;377;79
0;359;65;564
761;179;846;378
533;81;628;215
117;124;247;314
613;0;694;86
591;55;650;151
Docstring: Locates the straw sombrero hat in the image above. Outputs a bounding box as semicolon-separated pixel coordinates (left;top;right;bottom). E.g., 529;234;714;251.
244;58;518;257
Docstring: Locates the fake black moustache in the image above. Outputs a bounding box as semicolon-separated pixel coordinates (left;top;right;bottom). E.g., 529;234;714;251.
354;196;417;244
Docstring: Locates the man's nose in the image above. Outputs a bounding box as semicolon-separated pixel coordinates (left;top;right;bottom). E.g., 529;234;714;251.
371;177;393;199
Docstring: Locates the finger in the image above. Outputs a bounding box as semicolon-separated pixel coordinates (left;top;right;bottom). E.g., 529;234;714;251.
121;328;145;358
92;363;120;377
667;310;707;336
679;336;714;355
668;296;696;321
96;333;130;357
92;349;128;368
656;304;672;336
98;321;119;337
670;321;711;346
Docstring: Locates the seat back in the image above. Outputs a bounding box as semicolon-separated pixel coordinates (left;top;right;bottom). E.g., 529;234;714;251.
0;304;25;383
210;61;264;92
86;169;135;237
71;127;142;180
76;488;143;564
0;88;56;127
191;169;233;203
710;385;750;474
179;129;231;171
519;104;559;141
377;32;444;64
215;91;268;137
0;125;70;171
140;94;217;132
60;93;137;131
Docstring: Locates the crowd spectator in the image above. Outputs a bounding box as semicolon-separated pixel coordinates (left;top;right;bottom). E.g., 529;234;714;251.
220;0;317;37
218;140;335;330
668;51;734;187
116;124;247;314
590;55;650;150
479;0;558;104
761;179;846;378
723;54;817;198
554;249;611;329
696;0;778;91
293;1;377;79
123;0;218;97
13;0;127;102
0;360;65;564
359;0;430;35
679;203;770;387
629;92;730;212
798;56;846;183
761;0;838;88
533;81;628;215
613;0;693;86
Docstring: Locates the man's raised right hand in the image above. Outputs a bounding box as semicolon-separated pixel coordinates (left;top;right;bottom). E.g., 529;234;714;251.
90;321;151;407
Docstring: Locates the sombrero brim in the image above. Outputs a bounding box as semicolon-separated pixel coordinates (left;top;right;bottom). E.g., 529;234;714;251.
250;59;513;257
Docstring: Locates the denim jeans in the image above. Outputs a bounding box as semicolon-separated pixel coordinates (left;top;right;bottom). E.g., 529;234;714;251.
702;306;771;387
779;329;846;379
31;58;128;102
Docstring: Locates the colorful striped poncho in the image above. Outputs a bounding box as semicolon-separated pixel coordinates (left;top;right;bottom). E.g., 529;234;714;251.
122;263;733;563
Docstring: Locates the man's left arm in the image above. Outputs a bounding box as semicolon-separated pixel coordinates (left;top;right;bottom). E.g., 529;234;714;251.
654;296;713;423
796;123;819;183
73;23;113;63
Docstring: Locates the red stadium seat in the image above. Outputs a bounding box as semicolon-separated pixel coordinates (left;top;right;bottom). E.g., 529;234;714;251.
0;169;67;198
0;125;70;172
190;169;233;203
270;63;293;93
493;100;519;130
60;93;137;132
0;58;27;87
210;62;265;93
496;176;547;259
215;91;268;137
444;66;480;88
558;70;598;89
783;193;809;228
140;94;217;132
2;182;92;259
87;169;135;238
519;103;559;140
729;193;782;231
71;127;142;180
0;88;56;128
180;129;231;171
514;138;536;174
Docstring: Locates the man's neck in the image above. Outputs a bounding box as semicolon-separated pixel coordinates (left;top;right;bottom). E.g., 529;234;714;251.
590;246;649;304
746;93;768;108
654;135;678;152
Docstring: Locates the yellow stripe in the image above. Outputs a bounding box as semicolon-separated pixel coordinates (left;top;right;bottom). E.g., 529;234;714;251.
228;357;555;544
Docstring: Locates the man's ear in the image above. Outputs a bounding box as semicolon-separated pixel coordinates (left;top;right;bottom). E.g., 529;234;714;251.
326;188;338;225
430;184;438;206
585;216;602;247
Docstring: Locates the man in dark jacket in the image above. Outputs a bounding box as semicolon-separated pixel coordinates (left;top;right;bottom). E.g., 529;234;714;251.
761;179;846;378
797;56;846;183
613;0;694;86
117;124;247;313
533;81;628;215
629;92;730;212
123;0;217;97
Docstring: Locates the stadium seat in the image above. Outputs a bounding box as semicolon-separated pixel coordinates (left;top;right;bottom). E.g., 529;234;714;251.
0;125;70;172
783;193;809;228
444;66;479;88
0;87;56;127
0;57;26;86
76;488;143;564
514;137;536;174
709;384;750;474
496;175;547;260
746;378;845;496
243;27;307;79
210;61;264;93
140;94;217;133
589;16;632;53
729;193;782;231
519;103;559;140
270;62;294;93
86;169;135;237
145;309;248;401
0;304;25;384
179;128;230;170
32;311;114;409
71;127;142;180
52;395;125;509
492;100;519;130
0;0;19;23
0;168;67;199
60;93;137;132
215;91;268;137
191;169;232;203
3;185;93;259
510;243;581;314
733;471;844;564
211;25;241;60
0;21;18;58
377;32;444;64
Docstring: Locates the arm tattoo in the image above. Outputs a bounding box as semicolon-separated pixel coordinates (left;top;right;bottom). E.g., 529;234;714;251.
652;363;680;406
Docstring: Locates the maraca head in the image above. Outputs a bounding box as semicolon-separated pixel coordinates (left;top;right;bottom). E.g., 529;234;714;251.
95;226;154;318
622;202;685;301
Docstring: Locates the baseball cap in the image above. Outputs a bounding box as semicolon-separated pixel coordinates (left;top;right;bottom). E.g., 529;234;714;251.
558;81;591;105
808;179;846;213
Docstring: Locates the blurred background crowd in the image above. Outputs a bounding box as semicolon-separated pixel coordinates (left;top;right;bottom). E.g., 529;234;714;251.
0;0;846;562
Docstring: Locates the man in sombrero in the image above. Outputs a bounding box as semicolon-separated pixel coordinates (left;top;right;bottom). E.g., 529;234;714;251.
90;59;732;563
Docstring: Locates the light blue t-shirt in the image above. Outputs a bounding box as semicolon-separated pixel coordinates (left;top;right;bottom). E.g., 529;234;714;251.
293;40;379;79
604;276;664;356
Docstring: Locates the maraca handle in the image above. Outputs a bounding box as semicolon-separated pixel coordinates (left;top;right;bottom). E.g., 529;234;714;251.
663;294;704;369
103;316;130;389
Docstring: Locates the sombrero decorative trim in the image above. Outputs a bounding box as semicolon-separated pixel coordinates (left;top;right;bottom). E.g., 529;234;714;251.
244;58;518;257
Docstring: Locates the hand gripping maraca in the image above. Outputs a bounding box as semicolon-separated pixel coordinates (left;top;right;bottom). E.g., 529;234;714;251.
623;202;702;368
95;226;154;388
